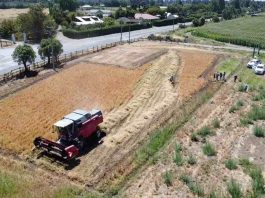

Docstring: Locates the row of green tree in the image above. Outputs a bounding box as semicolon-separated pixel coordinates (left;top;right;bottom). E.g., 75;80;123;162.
12;38;63;73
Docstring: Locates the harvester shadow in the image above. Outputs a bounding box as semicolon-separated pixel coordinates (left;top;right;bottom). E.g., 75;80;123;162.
64;131;106;170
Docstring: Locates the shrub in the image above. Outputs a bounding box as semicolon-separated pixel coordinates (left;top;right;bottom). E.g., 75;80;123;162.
189;182;204;196
174;143;184;166
163;171;173;186
179;174;204;196
236;100;244;107
193;18;200;27
227;179;243;198
202;142;217;156
253;89;265;101
175;143;182;153
239;158;256;174
191;133;199;142
240;118;253;126
250;168;265;195
174;152;184;166
197;126;215;137
247;105;265;121
199;17;205;26
238;84;246;92
179;174;192;185
253;126;265;137
187;155;197;165
225;159;238;170
212;118;220;128
239;159;265;196
0;19;17;39
212;16;220;23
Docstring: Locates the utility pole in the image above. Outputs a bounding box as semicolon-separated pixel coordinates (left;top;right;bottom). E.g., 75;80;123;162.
47;26;55;70
0;35;2;48
120;23;123;43
52;43;55;70
129;24;131;44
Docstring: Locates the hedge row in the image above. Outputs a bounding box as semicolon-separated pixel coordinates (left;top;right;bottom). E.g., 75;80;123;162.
192;30;265;49
152;18;193;27
62;23;152;39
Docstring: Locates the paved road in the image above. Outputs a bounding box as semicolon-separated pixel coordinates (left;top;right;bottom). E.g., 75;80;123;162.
0;24;179;75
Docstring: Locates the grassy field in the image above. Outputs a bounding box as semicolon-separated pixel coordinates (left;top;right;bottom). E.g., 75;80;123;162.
192;13;265;48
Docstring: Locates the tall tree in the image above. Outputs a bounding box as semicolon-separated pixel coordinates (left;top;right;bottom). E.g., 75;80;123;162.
17;5;53;42
57;0;78;11
38;38;63;66
211;0;220;13
232;0;241;10
219;0;225;11
12;45;36;73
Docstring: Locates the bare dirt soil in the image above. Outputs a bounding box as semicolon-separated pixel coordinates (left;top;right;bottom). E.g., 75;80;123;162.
84;45;167;68
122;66;265;197
0;41;223;192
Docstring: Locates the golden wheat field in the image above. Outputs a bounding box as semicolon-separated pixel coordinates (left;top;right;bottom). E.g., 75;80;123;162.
0;63;148;153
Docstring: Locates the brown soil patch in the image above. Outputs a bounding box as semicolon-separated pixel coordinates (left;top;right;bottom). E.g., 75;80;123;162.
85;45;167;68
122;64;265;198
178;49;216;100
0;63;147;153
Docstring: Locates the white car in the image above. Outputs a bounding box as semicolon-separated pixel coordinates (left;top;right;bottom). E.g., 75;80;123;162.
254;64;265;75
247;59;261;69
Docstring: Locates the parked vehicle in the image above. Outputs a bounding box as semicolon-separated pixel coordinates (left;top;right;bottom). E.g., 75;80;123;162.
254;64;265;75
247;59;261;69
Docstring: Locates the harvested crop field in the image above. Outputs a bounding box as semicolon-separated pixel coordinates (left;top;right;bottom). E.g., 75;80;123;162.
85;45;167;68
0;8;49;22
0;41;224;190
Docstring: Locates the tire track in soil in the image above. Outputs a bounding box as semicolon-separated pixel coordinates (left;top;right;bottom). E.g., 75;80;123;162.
65;50;181;185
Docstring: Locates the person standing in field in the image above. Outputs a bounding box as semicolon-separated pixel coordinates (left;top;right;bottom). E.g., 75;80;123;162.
220;72;223;80
216;73;219;81
234;75;238;82
223;72;226;81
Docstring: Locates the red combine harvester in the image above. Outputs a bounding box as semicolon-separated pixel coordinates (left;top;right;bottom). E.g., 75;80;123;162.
34;109;103;160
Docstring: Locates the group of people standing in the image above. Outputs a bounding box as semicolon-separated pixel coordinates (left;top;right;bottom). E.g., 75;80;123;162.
213;72;226;81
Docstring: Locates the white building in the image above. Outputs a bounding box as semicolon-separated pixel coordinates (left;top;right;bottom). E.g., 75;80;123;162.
73;16;103;26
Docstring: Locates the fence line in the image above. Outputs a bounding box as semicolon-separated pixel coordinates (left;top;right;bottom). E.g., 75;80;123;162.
0;38;143;84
